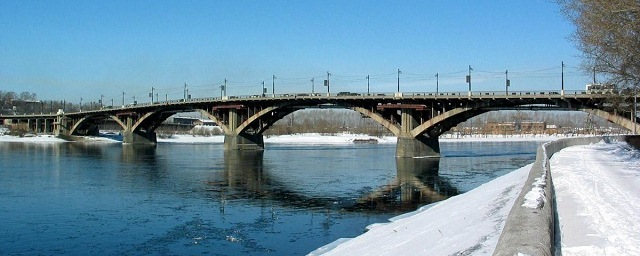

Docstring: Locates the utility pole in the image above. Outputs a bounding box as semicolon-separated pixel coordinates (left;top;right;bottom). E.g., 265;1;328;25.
80;97;83;112
311;78;315;94
220;79;227;98
184;83;187;101
561;61;565;96
397;69;401;92
122;91;125;106
435;73;439;97
467;65;472;97
505;70;510;95
272;75;276;97
326;71;331;96
366;75;370;95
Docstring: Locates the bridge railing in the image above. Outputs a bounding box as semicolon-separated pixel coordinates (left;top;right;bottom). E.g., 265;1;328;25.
0;89;614;117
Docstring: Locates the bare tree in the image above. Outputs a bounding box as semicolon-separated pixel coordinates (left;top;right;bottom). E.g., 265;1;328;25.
558;0;640;89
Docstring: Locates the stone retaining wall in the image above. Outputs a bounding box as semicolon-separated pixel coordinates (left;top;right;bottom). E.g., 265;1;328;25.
493;135;640;256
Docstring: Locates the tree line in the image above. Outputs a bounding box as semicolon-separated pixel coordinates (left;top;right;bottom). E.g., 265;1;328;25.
1;90;101;115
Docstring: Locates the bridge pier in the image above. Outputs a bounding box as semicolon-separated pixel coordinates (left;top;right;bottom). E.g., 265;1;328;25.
224;133;264;150
123;130;157;145
396;135;440;158
122;116;157;145
395;108;441;158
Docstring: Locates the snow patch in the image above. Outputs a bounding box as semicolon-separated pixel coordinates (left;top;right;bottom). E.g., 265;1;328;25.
311;163;532;256
521;142;549;209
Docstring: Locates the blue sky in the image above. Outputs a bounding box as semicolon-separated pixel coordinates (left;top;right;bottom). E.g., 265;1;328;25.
0;0;590;103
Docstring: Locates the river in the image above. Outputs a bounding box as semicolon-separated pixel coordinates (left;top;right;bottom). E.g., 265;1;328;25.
0;140;541;255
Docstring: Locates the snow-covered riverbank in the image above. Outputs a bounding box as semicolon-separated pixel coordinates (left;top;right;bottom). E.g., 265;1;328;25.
0;133;570;144
310;163;532;255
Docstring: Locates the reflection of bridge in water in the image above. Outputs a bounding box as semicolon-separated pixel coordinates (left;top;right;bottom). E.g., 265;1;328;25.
213;151;458;213
1;91;636;157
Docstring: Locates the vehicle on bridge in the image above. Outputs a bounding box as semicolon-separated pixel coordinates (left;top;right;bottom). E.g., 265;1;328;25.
586;83;616;94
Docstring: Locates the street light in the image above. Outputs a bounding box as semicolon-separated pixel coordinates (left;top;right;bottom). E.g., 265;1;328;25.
149;87;154;103
366;75;370;95
311;78;315;94
272;75;276;97
505;70;510;95
435;73;439;97
397;69;401;92
466;65;473;97
325;71;331;96
561;61;565;96
220;79;227;98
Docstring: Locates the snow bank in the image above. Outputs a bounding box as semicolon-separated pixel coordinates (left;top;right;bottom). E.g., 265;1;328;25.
1;133;576;145
310;164;532;256
265;133;395;144
0;134;67;143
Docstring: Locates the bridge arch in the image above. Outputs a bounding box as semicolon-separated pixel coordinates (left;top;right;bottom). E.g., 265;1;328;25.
229;103;403;137
69;114;126;136
411;101;638;137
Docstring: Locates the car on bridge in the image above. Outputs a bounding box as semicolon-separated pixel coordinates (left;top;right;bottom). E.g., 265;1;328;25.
337;92;360;96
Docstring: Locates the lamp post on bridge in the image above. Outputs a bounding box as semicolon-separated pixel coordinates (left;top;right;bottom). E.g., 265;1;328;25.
100;94;104;109
397;69;401;92
325;71;331;96
435;73;439;97
466;65;473;97
311;78;315;94
149;87;155;103
122;91;125;107
79;97;83;112
505;70;510;95
183;83;188;101
272;75;276;98
561;61;565;96
366;75;370;95
220;79;227;98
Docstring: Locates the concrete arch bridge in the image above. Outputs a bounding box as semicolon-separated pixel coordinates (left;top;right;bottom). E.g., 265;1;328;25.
1;91;635;157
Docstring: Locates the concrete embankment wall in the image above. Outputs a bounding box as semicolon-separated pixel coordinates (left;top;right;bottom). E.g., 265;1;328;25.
493;135;640;256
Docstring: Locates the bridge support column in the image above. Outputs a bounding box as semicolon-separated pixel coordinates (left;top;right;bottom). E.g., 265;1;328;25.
223;108;264;150
123;130;157;145
122;116;157;145
54;115;71;137
224;133;264;150
396;135;440;158
396;108;440;157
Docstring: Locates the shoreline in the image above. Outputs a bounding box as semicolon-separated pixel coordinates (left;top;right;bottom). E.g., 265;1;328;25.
0;132;611;144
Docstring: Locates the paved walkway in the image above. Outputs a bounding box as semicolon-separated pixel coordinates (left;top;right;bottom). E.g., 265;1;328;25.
551;142;640;255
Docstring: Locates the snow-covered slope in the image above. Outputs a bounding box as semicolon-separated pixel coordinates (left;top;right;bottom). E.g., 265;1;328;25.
310;164;532;256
